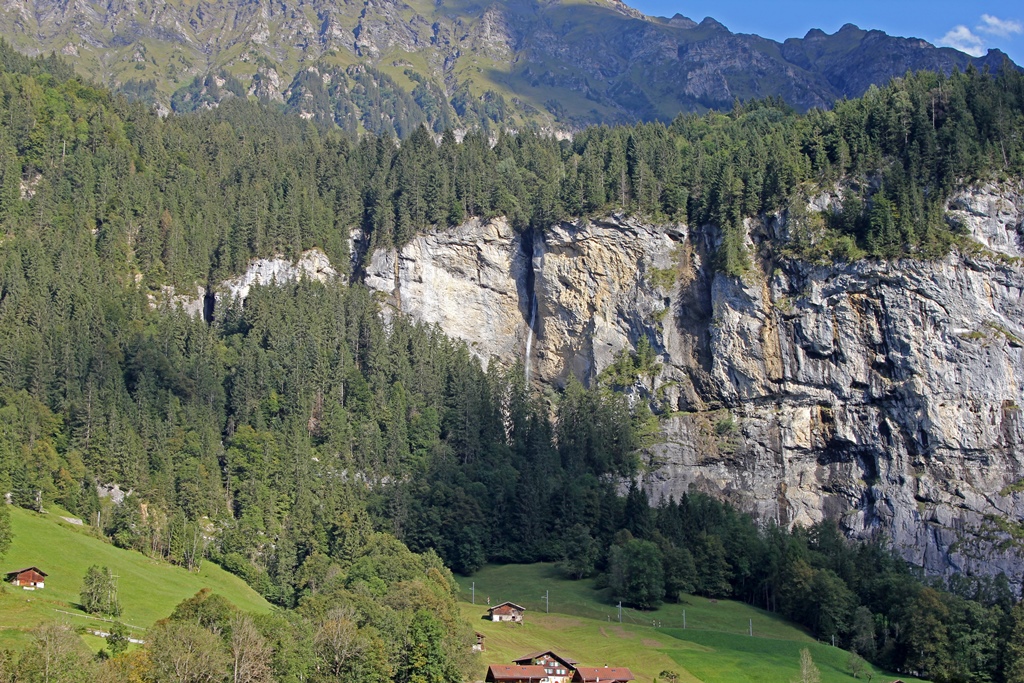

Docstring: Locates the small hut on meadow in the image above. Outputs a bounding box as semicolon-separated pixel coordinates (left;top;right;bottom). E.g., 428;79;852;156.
5;567;47;590
487;601;526;623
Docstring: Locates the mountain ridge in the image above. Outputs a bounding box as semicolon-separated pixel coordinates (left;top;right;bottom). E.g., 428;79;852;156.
0;0;1016;134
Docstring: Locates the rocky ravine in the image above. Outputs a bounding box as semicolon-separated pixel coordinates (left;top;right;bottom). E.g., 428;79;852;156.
363;184;1024;582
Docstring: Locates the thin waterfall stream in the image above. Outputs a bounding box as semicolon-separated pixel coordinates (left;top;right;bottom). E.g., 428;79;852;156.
525;295;537;383
522;230;541;383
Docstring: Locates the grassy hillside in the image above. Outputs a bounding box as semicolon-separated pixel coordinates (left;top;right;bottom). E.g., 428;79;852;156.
456;564;927;683
0;506;271;649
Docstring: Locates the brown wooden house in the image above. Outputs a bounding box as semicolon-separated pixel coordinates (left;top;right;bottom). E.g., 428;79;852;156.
571;667;635;683
486;665;551;682
5;567;47;590
487;601;526;623
512;651;578;683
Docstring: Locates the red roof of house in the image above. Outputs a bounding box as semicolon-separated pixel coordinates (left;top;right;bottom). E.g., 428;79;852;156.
487;665;550;681
572;667;635;682
489;602;528;618
489;601;526;611
513;651;579;667
4;567;48;578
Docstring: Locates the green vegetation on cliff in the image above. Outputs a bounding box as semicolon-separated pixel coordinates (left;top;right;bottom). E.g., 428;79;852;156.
0;40;1020;286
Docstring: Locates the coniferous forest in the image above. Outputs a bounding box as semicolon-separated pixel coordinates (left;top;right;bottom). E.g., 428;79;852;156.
1;39;1024;682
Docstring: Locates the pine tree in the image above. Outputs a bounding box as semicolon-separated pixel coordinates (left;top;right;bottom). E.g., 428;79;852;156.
1006;603;1024;683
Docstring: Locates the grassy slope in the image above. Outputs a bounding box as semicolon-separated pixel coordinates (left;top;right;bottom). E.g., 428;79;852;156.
0;506;271;649
457;564;928;683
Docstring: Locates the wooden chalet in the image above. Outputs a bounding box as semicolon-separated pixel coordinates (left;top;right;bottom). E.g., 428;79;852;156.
486;664;551;682
5;567;47;590
571;667;635;683
512;651;578;683
487;601;526;623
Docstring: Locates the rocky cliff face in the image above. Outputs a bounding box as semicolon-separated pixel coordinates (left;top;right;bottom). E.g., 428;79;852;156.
363;184;1024;582
364;218;528;369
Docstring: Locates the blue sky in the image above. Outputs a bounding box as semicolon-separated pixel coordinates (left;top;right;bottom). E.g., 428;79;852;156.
626;0;1024;65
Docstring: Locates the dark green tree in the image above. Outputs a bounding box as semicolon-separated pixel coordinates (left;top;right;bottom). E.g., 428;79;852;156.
558;524;600;580
1003;602;1024;683
0;502;10;561
80;565;121;617
105;621;130;657
401;610;460;683
608;539;665;610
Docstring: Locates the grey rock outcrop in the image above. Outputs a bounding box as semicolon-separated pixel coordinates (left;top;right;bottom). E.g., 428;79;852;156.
364;185;1024;582
948;182;1024;258
364;218;527;370
155;249;338;317
217;249;337;303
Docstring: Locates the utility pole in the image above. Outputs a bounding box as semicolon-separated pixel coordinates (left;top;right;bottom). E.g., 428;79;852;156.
543;590;549;613
749;619;752;637
110;572;120;615
471;582;475;605
683;610;686;629
617;602;622;623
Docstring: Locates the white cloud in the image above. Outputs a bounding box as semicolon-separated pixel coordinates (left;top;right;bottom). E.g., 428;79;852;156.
937;25;987;56
977;14;1024;37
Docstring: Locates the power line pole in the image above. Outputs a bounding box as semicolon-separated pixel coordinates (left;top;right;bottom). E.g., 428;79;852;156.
543;590;549;613
109;572;120;615
471;582;475;605
683;610;686;629
749;619;752;637
618;602;622;623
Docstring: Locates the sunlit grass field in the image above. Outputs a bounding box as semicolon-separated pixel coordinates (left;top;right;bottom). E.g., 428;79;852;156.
457;563;928;683
0;506;271;649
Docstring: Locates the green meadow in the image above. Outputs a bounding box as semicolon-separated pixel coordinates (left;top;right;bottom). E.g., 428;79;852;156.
0;511;933;683
457;563;928;683
0;506;271;649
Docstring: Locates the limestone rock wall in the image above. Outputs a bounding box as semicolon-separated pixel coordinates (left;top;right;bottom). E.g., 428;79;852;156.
364;218;527;370
155;249;338;318
216;249;337;304
364;186;1024;582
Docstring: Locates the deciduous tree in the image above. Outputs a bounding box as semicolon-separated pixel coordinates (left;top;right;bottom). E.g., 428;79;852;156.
80;565;121;617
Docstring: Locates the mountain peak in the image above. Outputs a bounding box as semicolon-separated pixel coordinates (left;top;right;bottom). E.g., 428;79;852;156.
698;16;727;30
0;0;1016;134
667;13;697;29
837;22;864;33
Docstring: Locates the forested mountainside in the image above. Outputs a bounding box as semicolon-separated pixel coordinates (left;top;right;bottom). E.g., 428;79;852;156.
0;0;1017;134
2;43;1024;682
